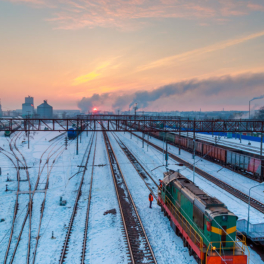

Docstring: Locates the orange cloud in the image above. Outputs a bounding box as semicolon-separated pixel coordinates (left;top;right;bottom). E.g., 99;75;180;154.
6;0;264;30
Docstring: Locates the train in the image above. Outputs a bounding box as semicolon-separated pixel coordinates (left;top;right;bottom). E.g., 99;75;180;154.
67;124;85;139
125;121;263;181
152;130;264;182
159;170;248;264
4;118;23;137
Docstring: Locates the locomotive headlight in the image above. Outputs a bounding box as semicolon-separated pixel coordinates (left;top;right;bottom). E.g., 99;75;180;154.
222;215;227;221
213;247;216;251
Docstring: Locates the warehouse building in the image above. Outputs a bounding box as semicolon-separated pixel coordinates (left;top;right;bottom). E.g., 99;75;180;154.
37;100;53;118
22;96;34;117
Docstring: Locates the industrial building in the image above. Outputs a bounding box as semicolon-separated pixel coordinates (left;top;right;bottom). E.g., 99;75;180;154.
22;96;34;117
37;100;53;118
0;101;2;117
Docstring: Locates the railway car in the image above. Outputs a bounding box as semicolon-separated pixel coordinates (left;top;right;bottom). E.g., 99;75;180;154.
150;130;264;182
5;131;12;137
226;151;262;177
124;122;263;181
4;123;22;137
67;124;85;139
159;170;248;264
68;127;77;139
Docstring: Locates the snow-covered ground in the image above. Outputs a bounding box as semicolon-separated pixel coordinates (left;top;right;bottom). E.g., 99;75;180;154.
108;132;196;264
134;131;264;206
113;131;264;264
85;132;128;264
0;130;263;264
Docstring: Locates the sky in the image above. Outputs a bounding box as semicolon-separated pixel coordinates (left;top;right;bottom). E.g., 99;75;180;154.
0;0;264;112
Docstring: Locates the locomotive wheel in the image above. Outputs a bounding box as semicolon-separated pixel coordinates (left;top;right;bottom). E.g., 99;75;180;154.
175;227;179;236
183;238;187;248
188;245;193;256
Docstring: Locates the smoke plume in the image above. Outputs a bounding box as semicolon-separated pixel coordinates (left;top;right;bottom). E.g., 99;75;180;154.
77;72;264;112
250;95;264;102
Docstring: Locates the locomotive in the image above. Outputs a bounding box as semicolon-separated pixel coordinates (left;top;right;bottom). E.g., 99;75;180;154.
159;170;249;264
67;124;85;139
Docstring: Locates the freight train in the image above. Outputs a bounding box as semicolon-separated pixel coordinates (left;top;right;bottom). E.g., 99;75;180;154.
159;170;249;264
125;121;263;181
152;130;264;182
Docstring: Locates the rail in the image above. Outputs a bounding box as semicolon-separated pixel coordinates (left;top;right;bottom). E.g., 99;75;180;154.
103;131;157;264
111;132;158;200
59;132;95;264
81;133;97;263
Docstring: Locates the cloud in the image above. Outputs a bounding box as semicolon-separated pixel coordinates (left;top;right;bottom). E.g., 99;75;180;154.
77;72;264;112
78;93;110;113
6;0;264;30
138;30;264;71
72;60;114;86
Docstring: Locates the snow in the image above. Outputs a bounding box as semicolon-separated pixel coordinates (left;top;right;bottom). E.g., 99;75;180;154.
108;132;196;264
114;131;264;264
0;129;263;264
135;132;264;206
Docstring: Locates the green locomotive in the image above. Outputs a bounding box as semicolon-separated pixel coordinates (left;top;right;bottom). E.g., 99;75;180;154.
159;170;248;264
4;131;12;137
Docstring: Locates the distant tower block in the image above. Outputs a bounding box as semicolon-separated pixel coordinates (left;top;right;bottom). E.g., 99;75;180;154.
22;96;34;117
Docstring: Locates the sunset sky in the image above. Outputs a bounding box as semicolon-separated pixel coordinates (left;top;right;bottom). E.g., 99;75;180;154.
1;0;264;112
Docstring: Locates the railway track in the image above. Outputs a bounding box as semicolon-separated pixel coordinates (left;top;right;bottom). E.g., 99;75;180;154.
131;132;264;214
3;133;21;264
32;139;67;264
4;132;32;264
3;132;66;264
59;132;95;264
111;132;158;200
103;132;157;264
81;133;97;264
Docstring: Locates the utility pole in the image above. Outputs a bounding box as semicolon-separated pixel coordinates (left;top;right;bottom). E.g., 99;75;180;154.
76;120;79;155
179;118;181;155
193;120;196;159
193;120;196;183
27;112;30;149
165;140;168;168
261;133;263;156
147;133;149;152
65;137;68;150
